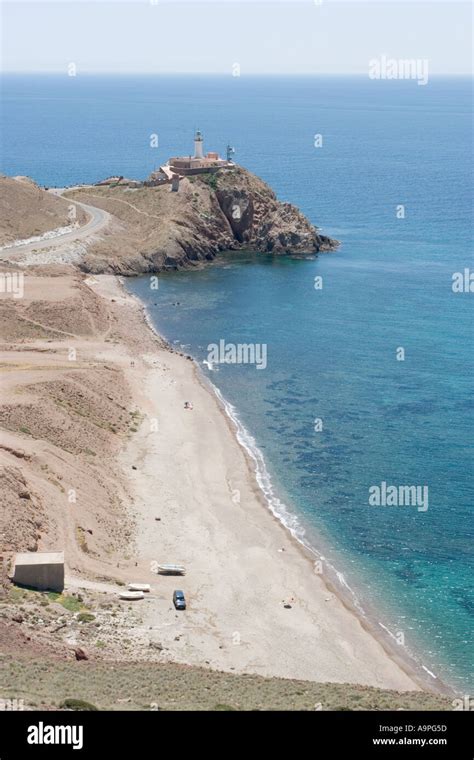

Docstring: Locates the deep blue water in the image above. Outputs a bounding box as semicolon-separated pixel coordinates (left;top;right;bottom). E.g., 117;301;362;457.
1;74;472;691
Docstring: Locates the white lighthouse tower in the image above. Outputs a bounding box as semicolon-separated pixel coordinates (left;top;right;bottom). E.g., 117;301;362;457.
193;129;204;159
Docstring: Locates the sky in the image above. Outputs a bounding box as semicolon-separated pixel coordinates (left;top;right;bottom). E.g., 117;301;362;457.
1;0;472;75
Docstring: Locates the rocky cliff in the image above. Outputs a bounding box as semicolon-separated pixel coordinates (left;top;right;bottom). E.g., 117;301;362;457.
64;165;338;275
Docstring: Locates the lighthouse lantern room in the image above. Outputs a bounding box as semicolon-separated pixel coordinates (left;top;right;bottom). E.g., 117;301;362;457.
194;129;204;159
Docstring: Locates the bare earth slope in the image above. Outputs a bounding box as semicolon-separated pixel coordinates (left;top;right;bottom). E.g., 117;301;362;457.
0;176;87;246
0;269;135;567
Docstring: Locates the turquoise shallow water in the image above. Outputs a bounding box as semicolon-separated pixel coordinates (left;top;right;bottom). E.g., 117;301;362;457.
129;248;473;692
2;74;472;690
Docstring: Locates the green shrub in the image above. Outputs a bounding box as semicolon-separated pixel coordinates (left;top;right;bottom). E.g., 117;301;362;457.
77;612;95;623
60;699;99;711
59;595;82;613
198;173;219;191
48;593;82;613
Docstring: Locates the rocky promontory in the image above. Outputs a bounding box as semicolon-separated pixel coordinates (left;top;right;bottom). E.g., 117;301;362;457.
63;165;338;275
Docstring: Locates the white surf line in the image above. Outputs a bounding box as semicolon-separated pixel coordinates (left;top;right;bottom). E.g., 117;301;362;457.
378;622;439;681
127;286;370;620
118;278;451;693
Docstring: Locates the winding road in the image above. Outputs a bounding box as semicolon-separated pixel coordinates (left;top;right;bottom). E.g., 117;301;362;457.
0;188;111;258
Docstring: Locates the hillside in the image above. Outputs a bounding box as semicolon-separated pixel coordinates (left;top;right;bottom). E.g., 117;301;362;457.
0;176;87;246
0;269;136;572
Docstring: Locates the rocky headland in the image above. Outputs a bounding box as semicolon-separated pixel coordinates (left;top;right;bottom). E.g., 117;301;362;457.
63;165;338;275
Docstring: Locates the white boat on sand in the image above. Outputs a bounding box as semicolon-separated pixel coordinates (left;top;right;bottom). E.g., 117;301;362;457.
127;583;151;592
157;564;186;576
119;590;145;601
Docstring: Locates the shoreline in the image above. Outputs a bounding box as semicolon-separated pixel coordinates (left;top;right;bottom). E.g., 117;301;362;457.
118;275;454;697
204;376;451;694
0;260;456;698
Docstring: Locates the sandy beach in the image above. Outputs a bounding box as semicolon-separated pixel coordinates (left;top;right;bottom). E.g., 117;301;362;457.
75;274;425;691
0;262;441;694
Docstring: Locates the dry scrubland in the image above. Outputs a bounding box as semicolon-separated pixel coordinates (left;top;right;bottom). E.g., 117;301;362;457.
0;587;451;712
2;660;452;712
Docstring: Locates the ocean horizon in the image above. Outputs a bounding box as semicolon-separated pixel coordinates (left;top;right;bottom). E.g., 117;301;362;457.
2;72;473;692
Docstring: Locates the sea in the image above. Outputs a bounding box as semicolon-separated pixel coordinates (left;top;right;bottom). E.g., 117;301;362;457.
1;73;472;692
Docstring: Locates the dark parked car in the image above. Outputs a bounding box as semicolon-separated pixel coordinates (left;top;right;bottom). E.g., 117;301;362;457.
173;590;186;610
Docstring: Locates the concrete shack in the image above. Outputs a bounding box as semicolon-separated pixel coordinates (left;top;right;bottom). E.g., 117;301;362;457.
171;174;180;192
13;551;64;592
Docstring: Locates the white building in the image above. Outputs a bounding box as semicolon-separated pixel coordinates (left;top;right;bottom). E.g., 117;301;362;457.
164;130;234;177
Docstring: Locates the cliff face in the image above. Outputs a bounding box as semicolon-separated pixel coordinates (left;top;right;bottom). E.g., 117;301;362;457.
63;165;338;275
214;167;336;254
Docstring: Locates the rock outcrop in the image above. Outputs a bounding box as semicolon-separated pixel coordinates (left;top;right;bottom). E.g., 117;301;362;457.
63;165;338;275
213;167;336;254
